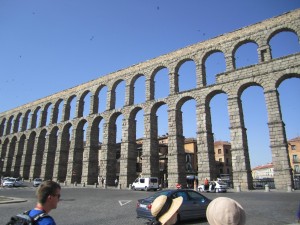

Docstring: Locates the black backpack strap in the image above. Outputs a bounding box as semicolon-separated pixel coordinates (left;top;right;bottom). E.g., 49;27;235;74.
32;212;49;222
24;210;49;222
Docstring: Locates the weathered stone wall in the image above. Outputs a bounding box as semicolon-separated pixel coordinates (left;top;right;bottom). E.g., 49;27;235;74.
0;9;299;190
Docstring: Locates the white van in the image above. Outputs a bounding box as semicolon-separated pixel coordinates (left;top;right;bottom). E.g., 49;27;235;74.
131;177;159;191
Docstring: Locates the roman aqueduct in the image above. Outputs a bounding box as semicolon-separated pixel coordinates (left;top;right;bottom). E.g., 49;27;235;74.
0;9;299;190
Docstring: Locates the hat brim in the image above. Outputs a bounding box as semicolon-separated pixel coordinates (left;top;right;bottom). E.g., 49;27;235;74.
159;196;183;225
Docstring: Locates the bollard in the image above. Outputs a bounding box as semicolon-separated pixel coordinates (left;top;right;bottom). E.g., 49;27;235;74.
236;184;241;192
287;184;292;192
119;183;122;189
265;184;270;192
94;183;98;188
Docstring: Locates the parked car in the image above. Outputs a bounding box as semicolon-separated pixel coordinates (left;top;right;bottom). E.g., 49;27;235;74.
131;177;159;191
136;189;211;222
3;177;23;187
198;180;227;193
33;178;43;187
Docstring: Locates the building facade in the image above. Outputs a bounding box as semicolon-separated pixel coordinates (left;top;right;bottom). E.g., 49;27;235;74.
214;141;232;178
0;9;299;190
252;163;274;179
288;137;300;179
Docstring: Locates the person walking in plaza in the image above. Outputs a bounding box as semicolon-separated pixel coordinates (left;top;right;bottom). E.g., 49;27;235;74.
204;177;209;190
147;195;183;225
115;178;118;187
28;180;61;225
101;177;104;187
206;197;246;225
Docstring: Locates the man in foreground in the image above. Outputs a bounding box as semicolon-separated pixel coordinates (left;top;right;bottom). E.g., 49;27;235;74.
28;180;61;225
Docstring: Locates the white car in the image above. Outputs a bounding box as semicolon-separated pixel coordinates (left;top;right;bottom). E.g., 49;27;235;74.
33;178;43;187
198;180;227;193
3;178;23;187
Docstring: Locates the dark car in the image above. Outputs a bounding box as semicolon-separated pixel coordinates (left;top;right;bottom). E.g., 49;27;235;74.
136;189;211;223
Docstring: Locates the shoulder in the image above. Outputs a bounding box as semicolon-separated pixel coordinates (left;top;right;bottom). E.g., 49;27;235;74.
28;209;56;225
36;216;56;225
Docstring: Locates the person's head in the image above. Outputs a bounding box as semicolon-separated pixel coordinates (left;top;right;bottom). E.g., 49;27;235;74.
36;180;61;209
206;197;246;225
150;195;183;225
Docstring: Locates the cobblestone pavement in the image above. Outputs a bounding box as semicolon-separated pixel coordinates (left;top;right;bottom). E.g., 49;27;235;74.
0;185;299;225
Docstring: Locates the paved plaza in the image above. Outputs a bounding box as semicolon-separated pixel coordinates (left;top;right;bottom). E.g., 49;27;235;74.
0;184;299;225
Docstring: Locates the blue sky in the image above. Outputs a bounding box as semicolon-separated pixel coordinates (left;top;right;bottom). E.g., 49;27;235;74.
0;0;299;168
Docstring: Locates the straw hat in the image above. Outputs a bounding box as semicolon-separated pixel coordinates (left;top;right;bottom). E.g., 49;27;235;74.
206;197;246;225
151;195;183;225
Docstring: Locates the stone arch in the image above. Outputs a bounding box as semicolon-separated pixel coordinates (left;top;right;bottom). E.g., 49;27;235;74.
30;106;41;129
92;85;106;114
6;136;17;176
129;73;146;105
42;127;58;180
175;58;197;93
23;131;36;179
268;28;300;59
41;102;52;127
52;99;64;124
237;81;263;98
232;39;259;69
64;95;77;121
77;90;91;118
32;129;47;178
22;110;31;131
107;79;125;110
151;65;170;100
56;123;72;182
276;73;300;88
13;113;22;133
202;49;226;86
267;27;300;45
84;116;104;184
5;115;14;135
145;101;167;178
0;118;6;137
14;134;26;177
0;138;9;175
69;118;88;183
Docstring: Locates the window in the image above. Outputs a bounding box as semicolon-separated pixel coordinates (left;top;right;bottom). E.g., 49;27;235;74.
295;165;300;173
219;158;222;162
172;191;188;201
218;149;221;154
292;145;296;150
225;149;229;154
187;191;205;201
150;178;158;183
293;155;299;163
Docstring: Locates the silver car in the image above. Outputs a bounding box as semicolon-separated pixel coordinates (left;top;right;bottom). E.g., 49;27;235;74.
33;178;43;187
3;178;23;187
